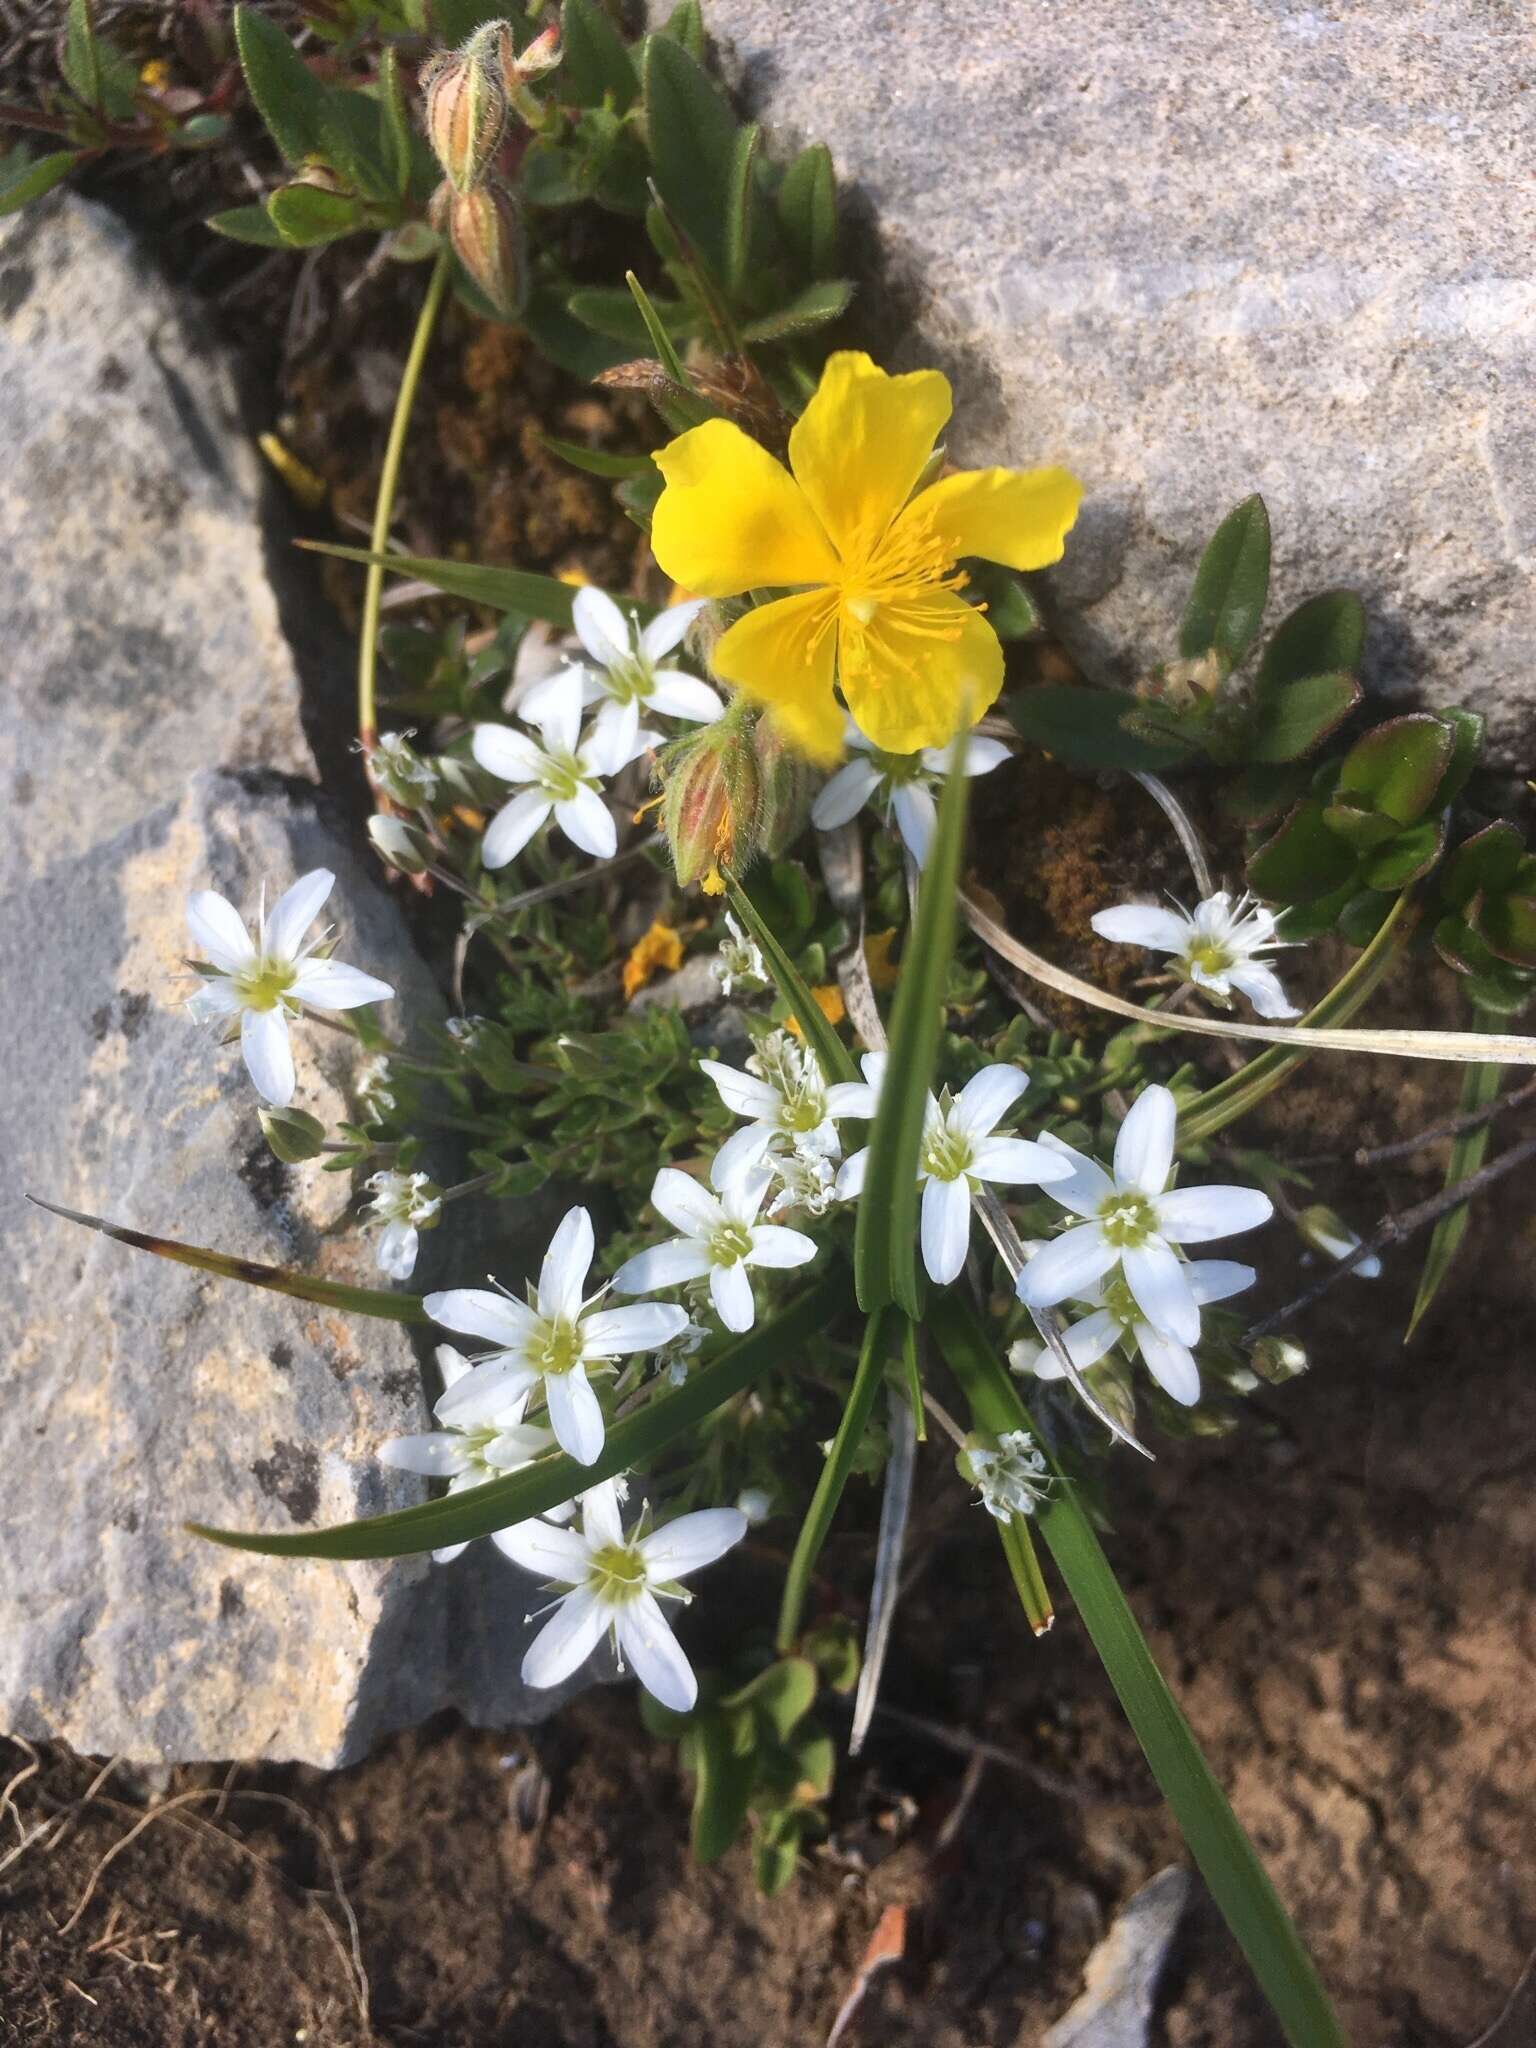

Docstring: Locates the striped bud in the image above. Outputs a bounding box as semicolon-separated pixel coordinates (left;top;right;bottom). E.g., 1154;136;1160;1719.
436;181;525;320
421;37;507;193
661;712;762;887
751;714;814;859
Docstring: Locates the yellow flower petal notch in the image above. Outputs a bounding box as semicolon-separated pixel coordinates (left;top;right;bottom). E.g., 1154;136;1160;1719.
650;351;1082;760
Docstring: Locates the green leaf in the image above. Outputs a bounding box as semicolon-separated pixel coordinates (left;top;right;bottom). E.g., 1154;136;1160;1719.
741;278;854;342
267;182;367;247
1006;685;1191;774
520;288;634;378
540;432;652;480
234;5;329;168
723;1657;817;1743
625;268;693;382
298;542;592;628
690;1711;756;1862
30;1196;429;1325
1406;1022;1504;1340
659;0;706;61
1336;713;1453;826
1179;494;1271;669
1359;816;1443;892
377;47;414;200
965;562;1040;640
1247;799;1359;905
1256;589;1365;695
62;0;101;109
431;0;509;39
724;121;761;293
1219;761;1312;829
1247;672;1360;764
1440;821;1524;911
190;1274;845;1558
931;1292;1348;2048
642;31;738;278
206;202;290;246
567;280;689;349
854;732;969;1316
0;148;80;216
616;466;664;528
775;1306;898;1652
726;878;857;1086
1436;706;1485;806
1480;883;1536;968
752;1814;802;1896
560;0;639;109
776;143;837;278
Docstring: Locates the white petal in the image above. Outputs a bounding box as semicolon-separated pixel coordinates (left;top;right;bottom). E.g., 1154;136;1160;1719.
1036;1136;1116;1217
544;1364;605;1466
264;869;334;962
435;1343;472;1390
1226;963;1302;1020
241;1006;295;1107
186;979;242;1022
648;1167;721;1237
375;1219;419;1280
640;597;706;662
186;890;255;973
811;756;883;831
378;1432;470;1477
496;1517;591;1581
434;1357;539;1426
522;1589;611;1691
479;1424;554;1469
581;1302;689;1357
961;735;1012;778
579;1478;627;1549
1123;1240;1200;1345
835;1149;869;1200
572;585;633;669
1060;1308;1121;1370
538;1206;595;1322
1015;1223;1118;1308
432;1541;470;1564
583;694;640;776
552;784;617;860
698;1061;781;1120
950;1063;1030;1140
483;789;552;868
1114;1085;1176;1197
744;1224;818;1270
643;669;722;723
921;1175;973;1285
824;1082;877;1120
711;1122;777;1188
709;1261;756;1332
473;721;544;783
426;1288;539;1348
969;1136;1073;1188
891;782;939;867
1135;1322;1202;1405
717;1167;773;1220
1090;904;1193;955
639;1507;747;1580
1187;1260;1256;1306
612;1241;714;1294
289;958;394;1012
536;685;584;760
616;1591;697;1712
519;664;598;727
1154;1185;1274;1244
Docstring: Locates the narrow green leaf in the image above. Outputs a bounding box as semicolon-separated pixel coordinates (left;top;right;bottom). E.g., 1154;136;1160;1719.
726;877;857;1086
521;287;634;378
659;0;706;62
297;542;593;628
560;0;639;109
624;269;692;383
775;1306;897;1652
568;279;689;350
1256;589;1365;695
1007;685;1192;774
191;1275;844;1559
377;47;413;201
540;432;652;480
616;465;664;529
1406;1019;1504;1339
30;1196;429;1324
776;143;837;279
931;1292;1348;2048
234;5;329;168
1247;672;1360;764
741;278;854;343
854;733;969;1315
724;121;761;293
267;182;366;247
998;1512;1054;1635
899;1315;925;1441
0;148;79;215
1179;494;1271;669
62;0;101;109
642;31;737;277
206;202;289;247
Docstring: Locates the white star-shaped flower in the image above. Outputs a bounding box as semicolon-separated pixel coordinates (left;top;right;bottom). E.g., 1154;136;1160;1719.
810;716;1011;867
612;1165;818;1333
834;1060;1072;1285
185;868;395;1108
424;1207;689;1465
1090;890;1300;1020
472;692;657;868
1010;1257;1255;1407
378;1345;569;1563
519;587;721;753
362;1169;441;1282
1016;1085;1274;1344
714;910;765;996
700;1030;844;1187
501;1476;746;1712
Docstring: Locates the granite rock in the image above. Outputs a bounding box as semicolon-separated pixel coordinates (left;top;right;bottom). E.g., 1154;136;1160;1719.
694;0;1535;760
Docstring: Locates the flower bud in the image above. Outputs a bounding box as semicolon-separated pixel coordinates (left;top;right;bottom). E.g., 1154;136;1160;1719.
1296;1204;1382;1279
491;21;561;98
258;1105;327;1164
436;181;524;321
1249;1336;1309;1385
661;714;762;887
421;36;507;193
368;814;432;875
372;731;438;808
751;714;814;859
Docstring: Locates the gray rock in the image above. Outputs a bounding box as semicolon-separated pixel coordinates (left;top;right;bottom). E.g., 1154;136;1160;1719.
1044;1865;1191;2048
693;0;1535;760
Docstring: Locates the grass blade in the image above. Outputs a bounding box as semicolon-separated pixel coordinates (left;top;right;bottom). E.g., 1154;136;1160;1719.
726;874;857;1085
1406;1011;1505;1339
855;734;970;1315
30;1196;428;1324
298;541;602;628
998;1512;1055;1637
191;1273;844;1559
931;1290;1347;2048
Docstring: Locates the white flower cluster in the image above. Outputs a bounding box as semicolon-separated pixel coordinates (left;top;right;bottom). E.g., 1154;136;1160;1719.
962;1430;1052;1521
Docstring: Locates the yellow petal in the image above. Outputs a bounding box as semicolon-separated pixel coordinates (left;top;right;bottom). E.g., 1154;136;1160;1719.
842;590;1003;755
651;419;839;598
904;464;1083;573
711;590;845;765
788;351;952;566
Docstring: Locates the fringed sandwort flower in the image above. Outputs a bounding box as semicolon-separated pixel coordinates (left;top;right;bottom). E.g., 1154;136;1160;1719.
1091;890;1301;1020
1010;1258;1256;1407
363;1169;442;1282
520;587;720;752
472;694;656;867
612;1165;817;1333
811;715;1010;867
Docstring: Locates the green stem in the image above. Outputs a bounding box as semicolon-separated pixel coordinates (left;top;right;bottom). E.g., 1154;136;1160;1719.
1407;1004;1503;1339
357;248;453;765
1179;896;1418;1147
775;1305;897;1653
998;1514;1054;1636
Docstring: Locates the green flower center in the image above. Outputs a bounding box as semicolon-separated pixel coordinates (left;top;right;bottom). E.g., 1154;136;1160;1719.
1097;1192;1158;1248
606;653;651;705
780;1092;825;1135
1187;941;1233;978
538;1319;583;1375
232;960;296;1012
923;1125;974;1183
586;1542;648;1603
709;1221;755;1267
538;751;587;802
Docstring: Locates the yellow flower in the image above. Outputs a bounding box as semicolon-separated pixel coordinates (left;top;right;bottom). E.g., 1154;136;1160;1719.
650;351;1081;763
621;920;684;1000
